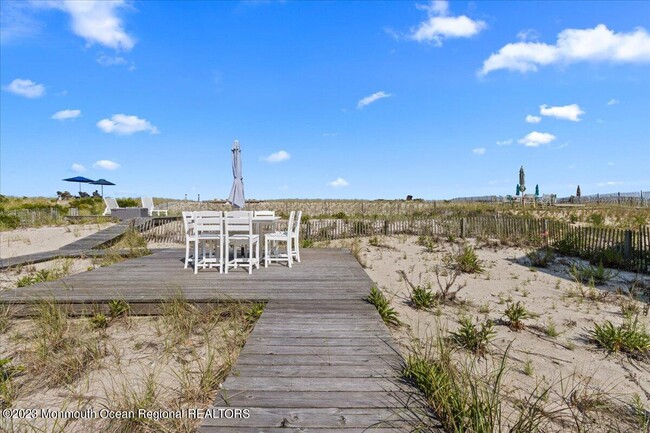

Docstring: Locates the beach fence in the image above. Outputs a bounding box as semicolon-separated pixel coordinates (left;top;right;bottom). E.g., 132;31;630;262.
139;215;650;274
1;208;65;227
557;191;650;206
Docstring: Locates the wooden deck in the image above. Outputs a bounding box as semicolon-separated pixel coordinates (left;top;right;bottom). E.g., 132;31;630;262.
0;248;438;431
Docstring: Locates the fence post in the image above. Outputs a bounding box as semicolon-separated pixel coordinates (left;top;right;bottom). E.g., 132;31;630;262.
460;218;466;239
306;220;312;241
542;219;548;247
623;230;632;260
383;220;389;236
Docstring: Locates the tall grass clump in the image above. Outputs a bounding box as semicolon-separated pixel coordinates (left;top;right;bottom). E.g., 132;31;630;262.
449;317;495;356
403;335;551;433
526;247;555;268
30;301;104;387
591;314;650;357
15;259;73;287
569;262;617;286
454;245;483;274
504;302;530;331
366;286;400;326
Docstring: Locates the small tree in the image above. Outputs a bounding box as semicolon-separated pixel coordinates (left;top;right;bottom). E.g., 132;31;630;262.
576;185;581;203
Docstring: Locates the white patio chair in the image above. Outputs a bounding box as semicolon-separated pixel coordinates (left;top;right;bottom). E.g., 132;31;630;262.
193;211;224;274
141;197;168;216
290;210;303;263
103;197;119;216
224;211;259;274
182;211;196;269
264;211;294;268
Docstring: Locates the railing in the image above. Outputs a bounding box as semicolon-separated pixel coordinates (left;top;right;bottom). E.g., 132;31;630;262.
138;215;650;274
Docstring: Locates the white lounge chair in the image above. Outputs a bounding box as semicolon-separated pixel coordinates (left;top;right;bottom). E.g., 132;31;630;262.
141;197;168;216
264;211;294;268
103;197;119;216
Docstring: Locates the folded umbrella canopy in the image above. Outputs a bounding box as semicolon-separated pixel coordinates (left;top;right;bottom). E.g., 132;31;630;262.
90;178;116;197
227;140;245;209
63;176;95;193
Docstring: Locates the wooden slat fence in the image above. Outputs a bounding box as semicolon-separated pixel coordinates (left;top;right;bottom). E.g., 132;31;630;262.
1;208;64;227
138;216;649;273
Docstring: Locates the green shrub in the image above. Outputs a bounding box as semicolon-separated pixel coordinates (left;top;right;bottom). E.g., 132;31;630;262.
526;248;555;267
0;213;20;230
555;234;580;256
449;317;495;355
366;286;400;326
108;299;130;318
588;213;605;228
89;313;109;330
592;315;650;356
569;262;616;286
504;301;529;331
116;197;140;208
410;284;437;310
454;245;483;274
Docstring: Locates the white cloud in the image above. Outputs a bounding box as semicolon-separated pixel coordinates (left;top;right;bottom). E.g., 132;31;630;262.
525;114;541;123
96;53;127;66
480;24;650;75
323;132;339;137
71;163;86;172
540;104;584;121
3;78;45;98
93;160;120;170
328;177;349;188
472;147;486;155
597;181;624;186
52;109;81;120
262;150;290;163
357;91;392;109
607;98;620;105
410;1;486;46
496;139;513;146
518;131;556;147
46;0;135;51
97;114;159;135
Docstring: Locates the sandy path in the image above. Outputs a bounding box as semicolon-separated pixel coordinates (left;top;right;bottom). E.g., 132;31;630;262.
0;223;115;259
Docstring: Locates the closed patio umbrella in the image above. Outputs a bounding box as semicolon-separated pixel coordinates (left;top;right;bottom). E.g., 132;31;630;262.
90;178;116;197
228;140;245;209
63;176;95;193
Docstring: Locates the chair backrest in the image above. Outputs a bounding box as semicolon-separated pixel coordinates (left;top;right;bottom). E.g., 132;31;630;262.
254;210;275;217
292;211;302;238
104;197;119;210
193;211;223;235
182;211;194;235
141;197;154;212
224;211;253;236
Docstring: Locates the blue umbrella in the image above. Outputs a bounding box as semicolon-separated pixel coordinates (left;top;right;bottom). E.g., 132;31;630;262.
227;140;245;209
90;178;116;197
63;176;95;193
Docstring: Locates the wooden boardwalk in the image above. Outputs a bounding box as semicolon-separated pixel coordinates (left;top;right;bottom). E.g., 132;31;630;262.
0;248;438;432
0;219;151;271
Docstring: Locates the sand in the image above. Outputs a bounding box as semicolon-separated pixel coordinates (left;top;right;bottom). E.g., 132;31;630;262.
322;235;650;430
0;223;115;259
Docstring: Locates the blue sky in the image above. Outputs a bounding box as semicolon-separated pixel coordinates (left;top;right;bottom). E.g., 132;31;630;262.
1;0;649;200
